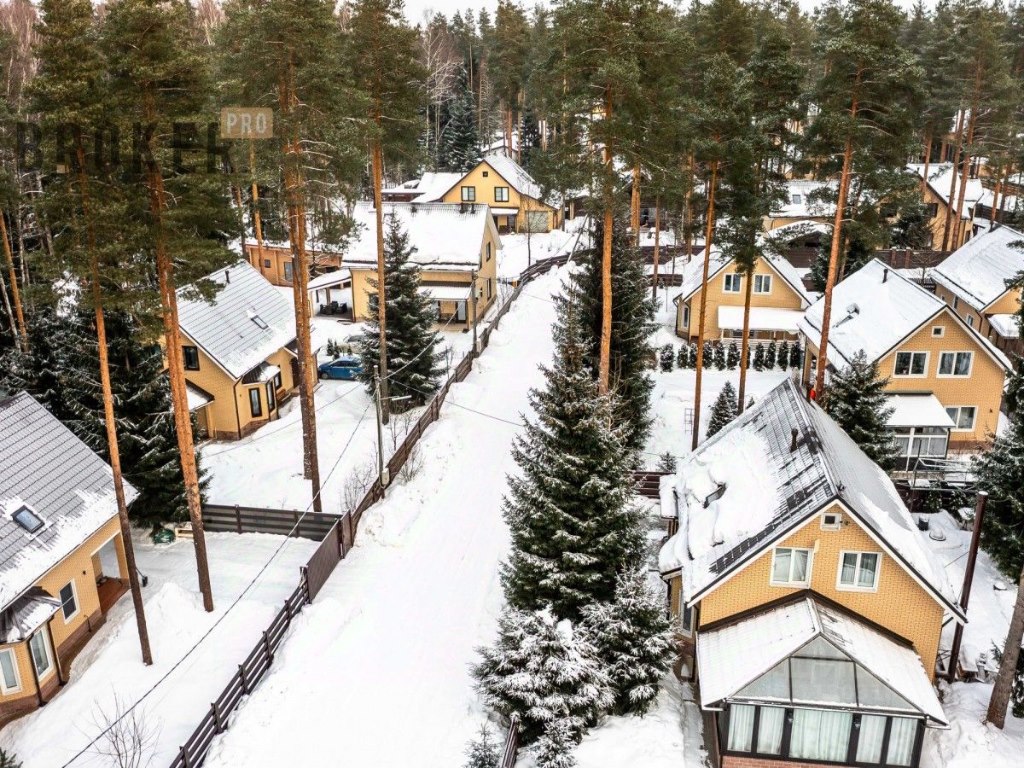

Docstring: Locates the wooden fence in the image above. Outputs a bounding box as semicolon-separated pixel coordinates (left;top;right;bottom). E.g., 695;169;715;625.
168;251;577;768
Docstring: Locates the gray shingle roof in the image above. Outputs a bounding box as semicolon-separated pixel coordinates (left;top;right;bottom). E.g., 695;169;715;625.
0;392;137;610
177;260;296;381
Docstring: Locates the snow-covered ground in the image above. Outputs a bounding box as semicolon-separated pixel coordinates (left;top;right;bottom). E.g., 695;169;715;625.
201;268;565;767
497;219;590;279
0;531;317;768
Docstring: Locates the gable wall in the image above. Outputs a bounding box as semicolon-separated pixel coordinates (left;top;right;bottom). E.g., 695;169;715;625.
439;161;560;231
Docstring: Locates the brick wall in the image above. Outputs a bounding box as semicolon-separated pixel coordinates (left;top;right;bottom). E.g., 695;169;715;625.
723;756;839;768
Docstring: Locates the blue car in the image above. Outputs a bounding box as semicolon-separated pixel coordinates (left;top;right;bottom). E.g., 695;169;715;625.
318;356;363;381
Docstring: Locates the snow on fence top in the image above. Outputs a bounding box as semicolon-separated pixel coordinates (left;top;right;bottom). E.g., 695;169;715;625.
0;392;137;610
177;260;297;381
658;378;960;617
931;224;1024;312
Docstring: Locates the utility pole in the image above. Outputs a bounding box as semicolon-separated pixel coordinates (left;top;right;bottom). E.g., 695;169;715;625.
471;270;478;357
373;365;389;490
948;491;988;682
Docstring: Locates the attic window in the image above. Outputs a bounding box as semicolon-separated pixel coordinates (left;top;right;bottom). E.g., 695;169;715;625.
250;314;269;330
482;171;489;177
703;483;727;508
931;326;944;337
821;512;842;531
12;505;44;534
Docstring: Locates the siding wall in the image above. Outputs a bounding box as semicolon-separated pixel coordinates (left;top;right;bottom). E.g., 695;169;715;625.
245;243;343;288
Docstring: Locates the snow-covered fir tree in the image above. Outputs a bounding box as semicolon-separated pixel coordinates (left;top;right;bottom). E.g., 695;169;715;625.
657;451;677;473
0;305;78;421
777;340;790;370
438;74;481;173
659;344;674;371
463;724;499;768
473;606;612;745
534;719;577;768
359;215;444;410
566;216;655;456
706;381;738;438
676;345;687;369
501;300;645;619
753;343;765;371
726;341;739;369
580;569;673;716
823;351;899;471
765;340;777;369
702;341;713;368
712;341;726;370
789;340;803;369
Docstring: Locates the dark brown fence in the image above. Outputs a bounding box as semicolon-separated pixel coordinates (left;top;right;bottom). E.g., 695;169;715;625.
170;250;580;768
202;504;338;540
784;246;950;270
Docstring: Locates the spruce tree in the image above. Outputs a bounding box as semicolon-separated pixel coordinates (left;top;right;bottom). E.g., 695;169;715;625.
823;351;899;471
580;569;673;716
501;300;645;619
440;78;482;173
706;381;738;439
753;343;765;371
473;606;612;745
676;345;687;369
656;452;677;473
0;749;21;768
777;340;790;371
789;341;803;369
463;725;499;768
702;341;713;369
535;720;577;768
765;340;777;369
726;341;739;370
359;216;444;411
688;342;699;369
712;341;726;370
659;344;674;372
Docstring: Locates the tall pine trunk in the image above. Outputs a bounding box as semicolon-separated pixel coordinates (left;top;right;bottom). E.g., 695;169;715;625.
631;163;641;246
372;134;390;424
691;159;718;450
990;173;1003;226
920;131;932;195
951;82;980;248
941;109;966;251
249;140;266;263
0;260;14;335
598;86;614;395
0;212;27;353
986;561;1024;728
651;197;659;304
77;145;153;663
737;263;755;413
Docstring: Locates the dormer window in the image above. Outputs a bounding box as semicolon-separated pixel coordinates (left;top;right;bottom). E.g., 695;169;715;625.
12;504;44;534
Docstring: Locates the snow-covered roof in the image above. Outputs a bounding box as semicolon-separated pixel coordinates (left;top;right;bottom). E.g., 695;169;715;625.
341;202;498;271
976;188;1019;214
697;596;947;725
658;379;961;619
675;247;811;306
420;284;471;302
1;587;60;643
763;219;830;244
799;259;1010;371
988;313;1020;339
186;382;212;412
931;225;1024;312
908;163;984;216
717;306;804;333
886;394;955;429
0;392;138;611
178;261;296;381
306;269;351;292
382;172;464;204
770;180;836;219
481;152;547;202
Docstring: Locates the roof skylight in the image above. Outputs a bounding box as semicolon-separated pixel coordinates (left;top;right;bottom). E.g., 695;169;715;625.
12;504;44;534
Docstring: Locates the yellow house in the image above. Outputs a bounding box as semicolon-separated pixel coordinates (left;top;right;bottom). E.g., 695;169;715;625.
764;179;835;231
341;202;501;331
907;163;984;251
243;241;343;288
432;153;561;233
177;261;299;440
1;392;134;726
673;247;814;342
799;259;1010;453
658;379;962;768
931;224;1024;358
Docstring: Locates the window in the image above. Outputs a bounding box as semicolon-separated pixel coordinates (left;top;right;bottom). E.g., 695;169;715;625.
893;351;927;377
461;185;476;202
482;170;489;177
952;296;960;310
771;547;811;586
249;387;263;418
59;580;78;622
682;306;690;329
886;717;918;766
756;707;785;755
283;261;293;282
12;505;44;534
0;648;20;694
789;709;852;762
925;202;939;218
754;274;773;294
857;714;887;763
938;351;973;377
931;326;944;337
183;345;200;371
494;186;509;203
28;631;52;679
838;551;881;590
486;242;492;261
680;602;694;636
487;279;493;299
945;405;977;431
890;426;949;461
273;372;283;390
266;382;277;412
791;193;803;204
263;258;272;269
727;704;755;752
723;273;742;293
821;512;842;531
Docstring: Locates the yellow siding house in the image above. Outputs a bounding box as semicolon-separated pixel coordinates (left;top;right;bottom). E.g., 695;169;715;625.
177;261;299;440
907;163;984;251
799;260;1010;454
658;379;962;768
1;392;135;726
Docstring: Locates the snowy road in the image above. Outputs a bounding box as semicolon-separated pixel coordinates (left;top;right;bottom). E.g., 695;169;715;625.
204;269;564;767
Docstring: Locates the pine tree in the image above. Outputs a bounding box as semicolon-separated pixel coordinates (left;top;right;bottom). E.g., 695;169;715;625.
359;216;444;410
659;344;674;372
777;340;790;371
567;217;656;456
580;569;673;716
474;606;612;745
765;340;777;370
726;341;739;370
501;301;645;619
706;381;738;438
463;724;499;768
656;452;677;473
534;720;577;768
823;351;899;471
753;344;765;371
712;342;726;370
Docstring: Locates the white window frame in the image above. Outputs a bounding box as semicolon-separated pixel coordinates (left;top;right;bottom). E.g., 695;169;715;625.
821;512;842;531
753;274;773;295
967;315;975;327
723;273;742;293
931;326;944;338
945;405;977;432
837;551;882;592
28;631;54;680
59;579;79;623
937;350;973;378
770;547;813;587
461;185;476;202
0;647;22;694
892;351;929;378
